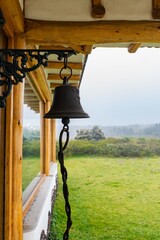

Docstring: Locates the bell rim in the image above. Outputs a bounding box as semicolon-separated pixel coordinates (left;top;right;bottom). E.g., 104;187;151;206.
44;111;90;119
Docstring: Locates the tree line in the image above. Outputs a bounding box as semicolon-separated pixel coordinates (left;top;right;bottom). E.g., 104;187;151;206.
23;126;160;158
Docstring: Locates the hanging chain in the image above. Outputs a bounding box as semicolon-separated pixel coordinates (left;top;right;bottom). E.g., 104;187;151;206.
58;117;72;240
59;53;72;83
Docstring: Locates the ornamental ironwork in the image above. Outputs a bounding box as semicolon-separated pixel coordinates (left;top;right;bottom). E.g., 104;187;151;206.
0;49;75;108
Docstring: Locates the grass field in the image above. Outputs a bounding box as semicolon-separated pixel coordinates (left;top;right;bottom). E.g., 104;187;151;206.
22;157;40;191
50;156;160;240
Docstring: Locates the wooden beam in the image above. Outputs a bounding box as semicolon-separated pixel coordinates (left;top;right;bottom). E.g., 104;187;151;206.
26;103;39;108
24;84;32;90
24;90;35;96
48;74;80;81
128;43;141;53
50;83;78;89
2;16;14;37
27;45;52;103
152;0;160;19
45;61;82;70
83;45;93;54
24;98;39;103
0;0;24;33
69;44;87;54
39;44;72;50
39;44;92;54
24;20;160;45
24;96;38;101
91;0;106;19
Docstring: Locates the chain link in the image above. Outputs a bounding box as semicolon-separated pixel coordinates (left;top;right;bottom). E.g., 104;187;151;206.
58;117;72;240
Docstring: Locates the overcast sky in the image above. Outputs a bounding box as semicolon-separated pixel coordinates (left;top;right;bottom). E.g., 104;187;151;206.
23;47;160;127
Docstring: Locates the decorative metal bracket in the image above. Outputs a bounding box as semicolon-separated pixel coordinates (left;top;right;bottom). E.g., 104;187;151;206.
0;49;75;108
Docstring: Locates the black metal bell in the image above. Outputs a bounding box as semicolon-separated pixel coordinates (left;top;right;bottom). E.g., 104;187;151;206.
44;84;89;119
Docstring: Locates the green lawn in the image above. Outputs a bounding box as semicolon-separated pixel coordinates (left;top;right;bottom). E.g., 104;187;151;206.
22;157;40;191
50;156;160;240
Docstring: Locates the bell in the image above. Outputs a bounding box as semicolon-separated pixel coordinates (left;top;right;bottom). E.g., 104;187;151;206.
44;84;89;119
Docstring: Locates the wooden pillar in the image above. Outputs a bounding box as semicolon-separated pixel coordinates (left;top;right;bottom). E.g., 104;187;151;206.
40;101;45;174
12;35;25;240
0;89;5;240
4;37;14;240
40;101;51;175
51;119;56;162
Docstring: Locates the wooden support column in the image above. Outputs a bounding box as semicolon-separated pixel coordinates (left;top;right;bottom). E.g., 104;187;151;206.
40;101;51;175
12;35;25;240
51;119;56;162
0;28;7;240
0;89;5;240
40;101;45;174
4;37;14;240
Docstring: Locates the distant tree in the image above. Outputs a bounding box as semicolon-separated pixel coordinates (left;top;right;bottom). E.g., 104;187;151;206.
75;126;105;141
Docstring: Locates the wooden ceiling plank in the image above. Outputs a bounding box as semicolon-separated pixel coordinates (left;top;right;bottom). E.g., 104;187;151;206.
0;0;24;33
24;98;38;102
50;83;78;89
152;0;160;19
24;90;36;96
24;20;160;45
48;74;80;81
46;61;83;70
24;98;39;102
39;45;72;50
91;0;106;19
128;43;141;53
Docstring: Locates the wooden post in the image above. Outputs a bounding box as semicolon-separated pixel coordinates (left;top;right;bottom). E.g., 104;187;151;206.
4;37;14;240
0;88;5;240
44;101;51;175
12;35;25;240
40;101;51;175
40;101;45;174
51;119;56;162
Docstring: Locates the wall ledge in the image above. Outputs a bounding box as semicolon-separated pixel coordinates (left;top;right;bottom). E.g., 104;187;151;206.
23;163;58;240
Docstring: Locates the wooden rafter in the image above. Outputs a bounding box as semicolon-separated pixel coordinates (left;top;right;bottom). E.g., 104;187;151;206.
128;43;141;53
24;96;38;100
24;20;160;45
152;0;160;19
50;83;78;89
45;61;82;70
48;74;80;81
26;45;52;103
38;45;72;50
24;90;36;96
91;0;106;19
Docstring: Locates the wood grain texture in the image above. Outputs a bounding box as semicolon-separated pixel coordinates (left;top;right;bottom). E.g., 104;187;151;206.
24;20;160;45
12;35;25;240
128;43;141;53
0;0;24;33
